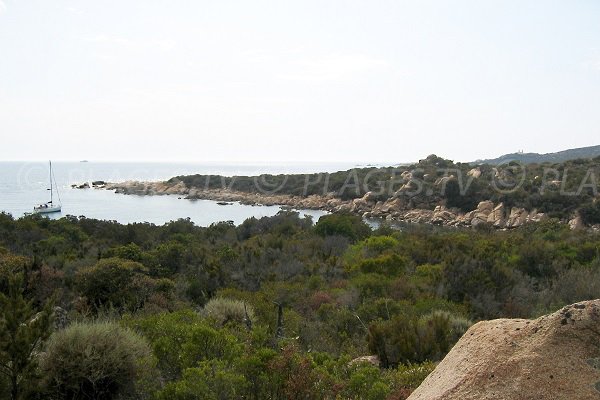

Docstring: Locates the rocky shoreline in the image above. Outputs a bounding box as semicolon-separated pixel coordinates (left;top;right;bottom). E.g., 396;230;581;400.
85;180;570;229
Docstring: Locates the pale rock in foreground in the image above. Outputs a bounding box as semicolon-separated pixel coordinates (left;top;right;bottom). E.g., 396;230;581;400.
408;300;600;400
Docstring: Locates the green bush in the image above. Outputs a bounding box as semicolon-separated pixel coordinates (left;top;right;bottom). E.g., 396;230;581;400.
75;257;173;312
343;363;390;400
315;214;371;242
124;310;243;381
368;311;471;368
123;310;202;380
41;321;155;400
156;360;248;400
357;254;407;275
579;202;600;225
201;297;255;327
388;361;436;390
352;273;391;302
0;249;30;293
362;236;399;253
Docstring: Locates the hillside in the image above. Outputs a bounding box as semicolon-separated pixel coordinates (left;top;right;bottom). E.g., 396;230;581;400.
2;210;600;399
473;145;600;165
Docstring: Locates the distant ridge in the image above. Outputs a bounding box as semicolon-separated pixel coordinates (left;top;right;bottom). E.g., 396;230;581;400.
473;144;600;165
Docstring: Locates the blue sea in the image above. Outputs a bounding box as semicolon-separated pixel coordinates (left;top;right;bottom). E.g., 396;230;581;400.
0;161;373;226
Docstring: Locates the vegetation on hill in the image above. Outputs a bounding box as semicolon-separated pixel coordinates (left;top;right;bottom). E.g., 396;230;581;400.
0;211;599;398
170;154;600;221
473;144;600;165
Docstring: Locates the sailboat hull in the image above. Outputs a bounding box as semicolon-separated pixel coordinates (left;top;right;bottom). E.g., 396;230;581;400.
33;205;62;214
34;160;62;214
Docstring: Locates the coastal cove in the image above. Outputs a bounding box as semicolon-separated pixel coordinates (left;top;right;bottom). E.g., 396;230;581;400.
105;180;546;228
0;162;367;225
97;153;600;231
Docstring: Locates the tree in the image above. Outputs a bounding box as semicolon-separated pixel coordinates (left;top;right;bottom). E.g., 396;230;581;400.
0;273;53;400
153;241;186;276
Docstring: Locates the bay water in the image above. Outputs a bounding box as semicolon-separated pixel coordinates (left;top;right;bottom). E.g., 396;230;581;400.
0;161;369;226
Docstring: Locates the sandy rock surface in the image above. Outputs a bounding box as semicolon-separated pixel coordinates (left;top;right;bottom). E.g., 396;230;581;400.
408;300;600;400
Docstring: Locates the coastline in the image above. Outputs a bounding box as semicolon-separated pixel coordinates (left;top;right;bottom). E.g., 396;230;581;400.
100;180;554;229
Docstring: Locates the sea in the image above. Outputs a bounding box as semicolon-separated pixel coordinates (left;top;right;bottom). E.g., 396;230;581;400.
0;161;378;226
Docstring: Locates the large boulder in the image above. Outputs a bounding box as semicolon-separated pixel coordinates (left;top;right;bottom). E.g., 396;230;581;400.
400;209;434;224
351;191;377;212
408;300;600;400
431;206;457;225
506;207;529;228
505;208;546;228
569;215;585;230
487;202;506;228
476;200;494;214
348;355;380;367
383;197;405;213
467;168;482;178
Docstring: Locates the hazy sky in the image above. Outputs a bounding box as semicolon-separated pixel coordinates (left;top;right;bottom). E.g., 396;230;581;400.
1;0;599;162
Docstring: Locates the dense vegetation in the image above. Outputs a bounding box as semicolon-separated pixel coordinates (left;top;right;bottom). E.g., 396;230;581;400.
1;211;600;399
171;155;600;220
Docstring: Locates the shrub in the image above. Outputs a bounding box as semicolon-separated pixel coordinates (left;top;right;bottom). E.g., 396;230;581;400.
156;360;248;400
444;179;480;212
201;297;255;327
579;202;600;225
352;273;390;302
41;321;155;400
367;311;471;367
362;236;399;254
123;310;202;380
315;214;371;242
546;266;600;306
124;310;243;381
75;257;173;312
343;363;390;400
309;291;334;311
389;361;436;389
357;254;407;275
267;345;334;400
385;362;436;400
0;249;30;293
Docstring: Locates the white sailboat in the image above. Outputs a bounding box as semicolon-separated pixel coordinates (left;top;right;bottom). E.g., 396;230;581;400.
33;161;62;214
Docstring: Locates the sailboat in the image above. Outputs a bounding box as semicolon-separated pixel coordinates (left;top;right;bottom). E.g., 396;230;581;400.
33;161;62;214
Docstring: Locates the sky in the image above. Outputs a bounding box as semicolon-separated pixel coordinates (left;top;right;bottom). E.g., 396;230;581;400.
0;0;599;163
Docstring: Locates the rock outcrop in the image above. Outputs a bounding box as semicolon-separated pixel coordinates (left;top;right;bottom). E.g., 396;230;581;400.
467;168;482;178
569;215;585;231
348;355;380;367
408;300;600;400
487;203;506;227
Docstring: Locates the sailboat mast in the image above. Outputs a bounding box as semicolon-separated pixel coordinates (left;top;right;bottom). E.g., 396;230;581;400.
49;160;53;204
